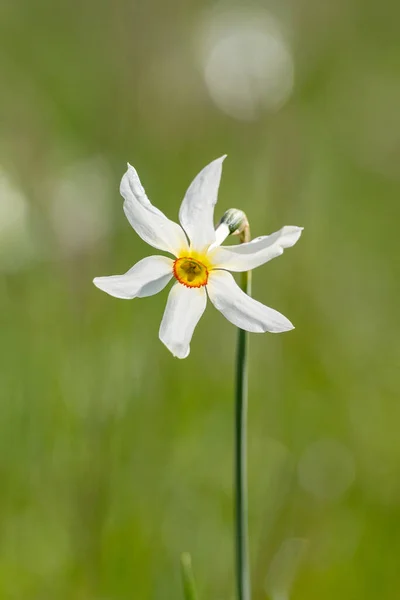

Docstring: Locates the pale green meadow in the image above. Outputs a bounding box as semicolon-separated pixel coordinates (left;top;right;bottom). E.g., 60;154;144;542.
1;0;400;598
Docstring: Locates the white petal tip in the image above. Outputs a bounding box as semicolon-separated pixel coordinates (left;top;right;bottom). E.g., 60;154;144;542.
93;277;113;295
285;225;304;233
93;278;110;295
160;338;190;359
279;226;304;248
125;163;139;177
270;322;295;333
125;162;137;175
174;350;190;359
92;275;132;299
209;154;227;165
261;311;294;333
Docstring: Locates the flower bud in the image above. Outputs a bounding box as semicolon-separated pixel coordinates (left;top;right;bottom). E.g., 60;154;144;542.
214;208;250;246
219;208;248;235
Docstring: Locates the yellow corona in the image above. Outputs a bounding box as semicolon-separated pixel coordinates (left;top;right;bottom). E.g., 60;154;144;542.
173;256;209;288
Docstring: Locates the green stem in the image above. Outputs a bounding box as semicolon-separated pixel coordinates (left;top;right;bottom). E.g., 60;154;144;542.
180;552;198;600
235;228;252;600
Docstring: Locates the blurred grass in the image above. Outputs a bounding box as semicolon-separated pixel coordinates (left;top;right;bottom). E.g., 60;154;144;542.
1;0;400;598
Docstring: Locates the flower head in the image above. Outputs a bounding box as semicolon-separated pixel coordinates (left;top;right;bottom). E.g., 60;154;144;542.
93;157;303;358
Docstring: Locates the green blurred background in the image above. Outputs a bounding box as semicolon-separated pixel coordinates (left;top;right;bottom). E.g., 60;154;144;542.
1;0;400;598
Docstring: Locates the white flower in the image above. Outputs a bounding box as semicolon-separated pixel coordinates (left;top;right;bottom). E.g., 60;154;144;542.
93;156;303;359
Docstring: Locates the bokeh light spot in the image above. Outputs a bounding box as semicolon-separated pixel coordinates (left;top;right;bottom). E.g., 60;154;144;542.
199;6;294;120
298;438;356;501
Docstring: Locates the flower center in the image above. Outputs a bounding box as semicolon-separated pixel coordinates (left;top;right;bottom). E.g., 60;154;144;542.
173;257;208;288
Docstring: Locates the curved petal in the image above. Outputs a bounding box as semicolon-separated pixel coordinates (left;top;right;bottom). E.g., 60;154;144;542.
210;226;303;272
159;283;207;358
179;155;227;251
93;255;173;299
207;270;294;333
121;164;189;256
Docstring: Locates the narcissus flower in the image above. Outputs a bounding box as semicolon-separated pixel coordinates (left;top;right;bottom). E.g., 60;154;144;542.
93;157;302;358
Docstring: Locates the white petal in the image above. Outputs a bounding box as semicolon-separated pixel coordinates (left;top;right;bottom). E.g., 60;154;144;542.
207;270;294;333
159;283;207;358
121;164;189;256
179;155;226;251
209;222;231;250
210;226;303;272
93;255;173;299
